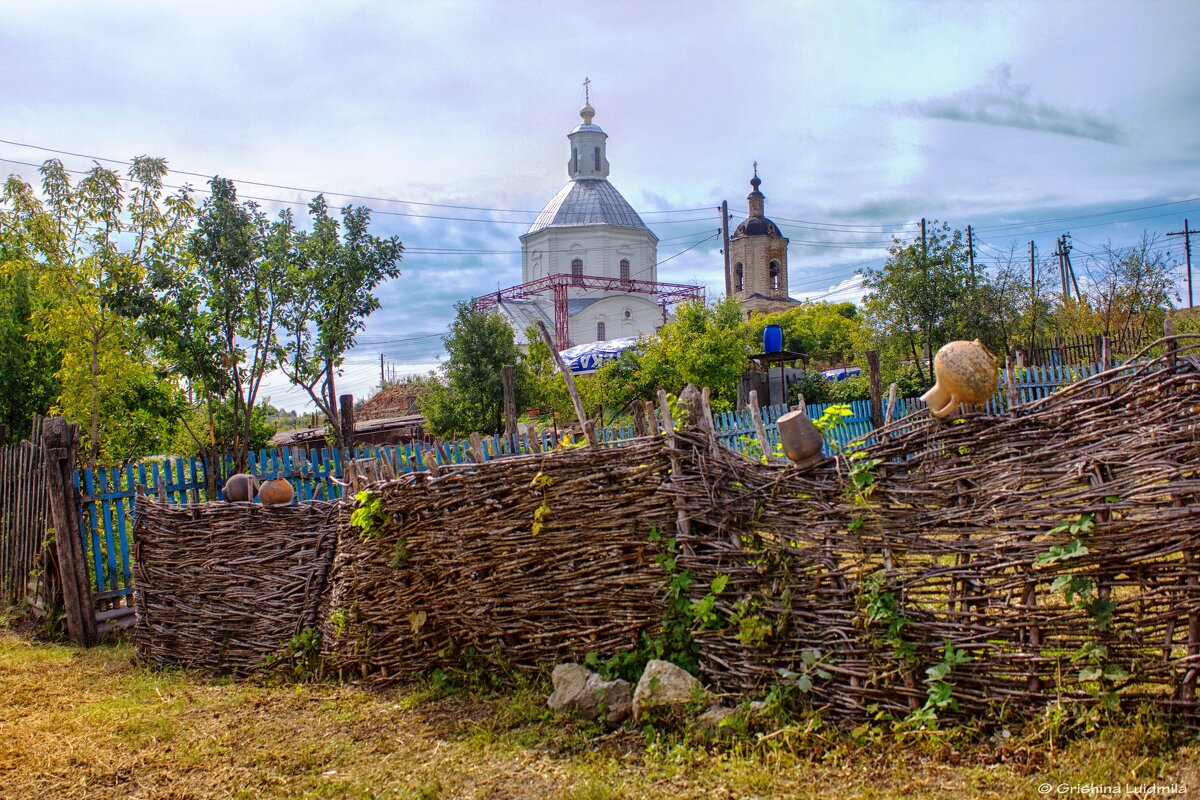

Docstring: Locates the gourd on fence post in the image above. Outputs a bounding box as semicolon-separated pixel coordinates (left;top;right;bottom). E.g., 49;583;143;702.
40;417;96;647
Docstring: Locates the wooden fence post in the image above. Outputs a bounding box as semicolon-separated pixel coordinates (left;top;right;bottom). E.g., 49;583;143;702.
1005;356;1018;411
748;390;774;464
866;350;883;429
40;417;96;646
535;320;597;447
632;399;647;438
502;364;518;443
339;394;356;457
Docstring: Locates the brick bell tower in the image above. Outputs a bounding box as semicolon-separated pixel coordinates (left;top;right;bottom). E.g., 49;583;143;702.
727;164;795;317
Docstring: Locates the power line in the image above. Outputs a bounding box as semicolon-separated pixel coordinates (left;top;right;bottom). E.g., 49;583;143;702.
0;138;714;216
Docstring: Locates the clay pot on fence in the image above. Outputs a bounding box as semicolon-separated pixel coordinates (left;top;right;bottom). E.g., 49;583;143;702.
777;409;824;470
920;339;1000;419
223;473;260;503
257;478;295;507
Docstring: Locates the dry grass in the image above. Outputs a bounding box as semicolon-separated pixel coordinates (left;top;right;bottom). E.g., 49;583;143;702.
2;630;1198;800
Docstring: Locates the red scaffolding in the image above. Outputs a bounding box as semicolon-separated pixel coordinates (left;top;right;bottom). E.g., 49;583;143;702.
475;272;704;347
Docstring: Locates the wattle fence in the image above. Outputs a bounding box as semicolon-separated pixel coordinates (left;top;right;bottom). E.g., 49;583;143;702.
6;358;1111;620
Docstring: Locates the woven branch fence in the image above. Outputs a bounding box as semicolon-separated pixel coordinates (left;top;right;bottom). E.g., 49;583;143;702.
128;336;1200;726
676;338;1200;723
131;500;339;674
320;438;674;681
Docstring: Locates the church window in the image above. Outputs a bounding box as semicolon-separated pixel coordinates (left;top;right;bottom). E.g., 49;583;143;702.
573;147;579;173
594;147;601;171
571;258;583;286
596;321;606;340
734;263;743;292
620;259;630;281
770;261;781;291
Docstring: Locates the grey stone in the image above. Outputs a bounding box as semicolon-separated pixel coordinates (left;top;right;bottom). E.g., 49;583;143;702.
696;704;737;730
633;659;709;724
547;663;632;726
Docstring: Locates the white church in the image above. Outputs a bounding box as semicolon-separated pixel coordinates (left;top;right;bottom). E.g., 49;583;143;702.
480;95;702;348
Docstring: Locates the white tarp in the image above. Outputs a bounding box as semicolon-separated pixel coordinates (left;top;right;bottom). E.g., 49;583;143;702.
560;337;642;374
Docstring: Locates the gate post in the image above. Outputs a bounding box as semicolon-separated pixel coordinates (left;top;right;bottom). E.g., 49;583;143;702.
41;417;96;646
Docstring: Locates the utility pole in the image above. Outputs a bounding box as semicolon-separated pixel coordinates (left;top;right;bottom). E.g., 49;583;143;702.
966;225;976;286
1062;233;1081;302
1167;219;1195;309
920;217;927;263
720;201;731;298
1054;235;1069;299
1028;240;1037;352
380;353;385;387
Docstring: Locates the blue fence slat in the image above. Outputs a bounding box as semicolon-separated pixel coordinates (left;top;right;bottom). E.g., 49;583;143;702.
80;467;105;594
97;468;119;595
115;465;133;590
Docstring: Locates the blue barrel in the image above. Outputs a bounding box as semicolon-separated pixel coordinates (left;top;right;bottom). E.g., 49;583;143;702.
763;324;783;354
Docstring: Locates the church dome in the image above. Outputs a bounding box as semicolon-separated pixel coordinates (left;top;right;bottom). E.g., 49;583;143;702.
527;179;649;235
733;215;783;238
732;165;783;238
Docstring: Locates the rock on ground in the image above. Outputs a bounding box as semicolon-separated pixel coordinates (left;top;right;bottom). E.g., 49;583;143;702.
632;659;709;725
547;663;632;726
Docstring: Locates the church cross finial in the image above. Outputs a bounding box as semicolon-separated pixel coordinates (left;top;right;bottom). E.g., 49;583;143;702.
753;161;758;178
583;77;591;105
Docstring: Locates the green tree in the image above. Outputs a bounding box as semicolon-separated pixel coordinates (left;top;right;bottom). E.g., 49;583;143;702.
1;160;188;463
1080;233;1178;341
741;301;862;358
861;222;1017;384
419;302;526;439
0;262;61;443
277;195;403;451
620;296;749;411
184;177;290;470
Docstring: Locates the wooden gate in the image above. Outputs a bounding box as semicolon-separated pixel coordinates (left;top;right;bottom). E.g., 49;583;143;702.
0;418;49;608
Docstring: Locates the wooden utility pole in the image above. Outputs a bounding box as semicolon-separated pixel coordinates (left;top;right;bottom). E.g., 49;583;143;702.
501;364;518;439
380;353;385;387
1054;236;1068;299
41;418;95;646
920;217;927;263
720;201;731;297
1063;233;1081;301
966;225;976;286
1167;219;1195;309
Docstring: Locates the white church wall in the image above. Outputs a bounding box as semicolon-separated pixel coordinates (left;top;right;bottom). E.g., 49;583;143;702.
568;295;664;346
522;227;656;287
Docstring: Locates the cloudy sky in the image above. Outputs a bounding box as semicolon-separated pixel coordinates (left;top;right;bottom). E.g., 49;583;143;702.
3;0;1198;410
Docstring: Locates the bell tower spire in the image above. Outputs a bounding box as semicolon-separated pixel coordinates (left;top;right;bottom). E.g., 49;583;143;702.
567;79;610;180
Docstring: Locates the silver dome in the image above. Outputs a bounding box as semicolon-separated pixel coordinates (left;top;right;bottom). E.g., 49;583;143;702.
526;179;648;235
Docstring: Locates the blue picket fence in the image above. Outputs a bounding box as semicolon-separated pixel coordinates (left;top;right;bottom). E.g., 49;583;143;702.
78;360;1112;603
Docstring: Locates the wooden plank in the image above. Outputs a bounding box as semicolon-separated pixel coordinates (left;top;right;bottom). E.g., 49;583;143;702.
81;467;104;592
98;468;119;593
41;419;95;646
